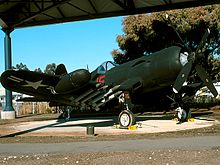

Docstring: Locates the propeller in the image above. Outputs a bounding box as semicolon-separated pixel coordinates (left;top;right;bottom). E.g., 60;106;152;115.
195;64;218;97
172;28;218;97
173;62;192;93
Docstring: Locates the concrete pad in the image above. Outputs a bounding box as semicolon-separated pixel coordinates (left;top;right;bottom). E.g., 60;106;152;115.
1;115;218;137
1;111;15;119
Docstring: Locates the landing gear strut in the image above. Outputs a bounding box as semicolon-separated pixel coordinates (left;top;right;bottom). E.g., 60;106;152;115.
61;106;72;121
168;93;191;123
176;107;191;123
118;91;136;128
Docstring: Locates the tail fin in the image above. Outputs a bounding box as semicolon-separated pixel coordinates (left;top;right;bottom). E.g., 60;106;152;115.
55;64;67;76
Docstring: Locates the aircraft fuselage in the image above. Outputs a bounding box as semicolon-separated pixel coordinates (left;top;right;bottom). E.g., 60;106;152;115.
105;46;184;94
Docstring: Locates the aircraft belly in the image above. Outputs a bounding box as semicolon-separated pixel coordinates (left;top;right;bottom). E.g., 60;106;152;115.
131;87;173;106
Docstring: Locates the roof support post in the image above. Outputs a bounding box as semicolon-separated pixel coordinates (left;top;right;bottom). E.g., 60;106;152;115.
1;28;15;119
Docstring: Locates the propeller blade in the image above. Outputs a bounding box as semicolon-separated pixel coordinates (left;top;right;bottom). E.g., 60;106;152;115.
173;62;193;93
196;29;210;53
164;14;190;51
195;64;218;97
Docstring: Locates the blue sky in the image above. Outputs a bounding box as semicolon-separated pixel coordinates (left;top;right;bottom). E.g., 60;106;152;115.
0;16;124;74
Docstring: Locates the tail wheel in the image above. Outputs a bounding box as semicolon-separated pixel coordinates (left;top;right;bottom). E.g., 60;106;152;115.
176;107;188;122
118;110;136;128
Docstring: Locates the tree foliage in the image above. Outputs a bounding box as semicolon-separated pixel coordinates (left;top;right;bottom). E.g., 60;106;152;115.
34;67;43;73
44;63;57;75
12;63;58;76
112;5;220;66
13;62;29;70
209;57;220;80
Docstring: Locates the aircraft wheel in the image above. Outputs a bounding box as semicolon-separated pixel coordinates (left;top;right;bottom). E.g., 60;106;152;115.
118;110;135;128
176;107;188;122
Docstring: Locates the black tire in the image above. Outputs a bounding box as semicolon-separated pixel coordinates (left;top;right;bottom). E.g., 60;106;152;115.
118;110;136;128
177;108;188;122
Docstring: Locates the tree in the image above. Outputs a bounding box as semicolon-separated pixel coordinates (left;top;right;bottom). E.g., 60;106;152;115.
209;57;220;80
34;67;43;73
44;63;57;75
112;4;220;66
12;62;29;70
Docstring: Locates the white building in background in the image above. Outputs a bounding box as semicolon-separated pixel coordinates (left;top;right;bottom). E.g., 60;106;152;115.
195;82;220;101
214;82;220;98
0;87;24;114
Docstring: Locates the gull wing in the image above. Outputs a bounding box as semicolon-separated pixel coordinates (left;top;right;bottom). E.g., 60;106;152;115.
1;69;60;98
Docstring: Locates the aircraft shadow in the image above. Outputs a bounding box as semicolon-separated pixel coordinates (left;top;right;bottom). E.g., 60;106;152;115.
135;115;174;122
0;119;67;138
0;116;118;138
136;111;214;122
54;116;118;128
0;111;213;137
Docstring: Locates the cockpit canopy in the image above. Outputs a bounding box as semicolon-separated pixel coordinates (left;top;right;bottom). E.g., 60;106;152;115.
91;61;118;81
96;61;118;74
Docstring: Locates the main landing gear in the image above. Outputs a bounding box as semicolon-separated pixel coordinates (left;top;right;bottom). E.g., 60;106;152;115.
118;109;136;128
118;92;136;128
176;107;191;123
168;93;191;123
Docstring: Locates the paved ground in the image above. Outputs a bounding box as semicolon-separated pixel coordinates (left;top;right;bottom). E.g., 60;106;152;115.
0;110;219;164
0;114;217;137
0;136;219;154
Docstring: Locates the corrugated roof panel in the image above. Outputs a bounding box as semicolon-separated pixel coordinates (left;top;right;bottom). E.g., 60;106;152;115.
68;0;98;14
58;2;92;17
135;0;165;7
93;0;123;13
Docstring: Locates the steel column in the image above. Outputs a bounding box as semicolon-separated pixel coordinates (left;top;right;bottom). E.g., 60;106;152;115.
1;28;15;119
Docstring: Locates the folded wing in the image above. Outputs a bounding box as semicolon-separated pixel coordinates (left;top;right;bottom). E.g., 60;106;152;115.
1;69;60;98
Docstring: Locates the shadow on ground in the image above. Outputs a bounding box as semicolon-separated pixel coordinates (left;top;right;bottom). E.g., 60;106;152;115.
0;111;214;138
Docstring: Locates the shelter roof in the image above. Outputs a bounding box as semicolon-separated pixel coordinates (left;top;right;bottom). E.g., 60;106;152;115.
0;0;219;29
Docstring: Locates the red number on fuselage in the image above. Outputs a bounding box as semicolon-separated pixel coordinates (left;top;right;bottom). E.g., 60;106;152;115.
96;75;105;84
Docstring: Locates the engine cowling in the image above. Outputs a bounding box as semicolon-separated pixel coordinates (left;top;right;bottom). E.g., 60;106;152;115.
55;69;91;94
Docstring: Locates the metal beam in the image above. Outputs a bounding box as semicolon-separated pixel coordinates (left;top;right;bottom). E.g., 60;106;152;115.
0;0;10;6
88;0;98;13
67;2;92;15
112;0;128;10
57;6;65;18
0;18;8;28
112;0;135;11
163;0;172;5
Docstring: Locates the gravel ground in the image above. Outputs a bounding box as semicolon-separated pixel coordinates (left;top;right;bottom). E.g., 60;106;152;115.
0;149;219;165
0;109;219;164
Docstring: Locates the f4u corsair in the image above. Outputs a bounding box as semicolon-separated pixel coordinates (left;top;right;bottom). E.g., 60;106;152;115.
1;29;218;127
